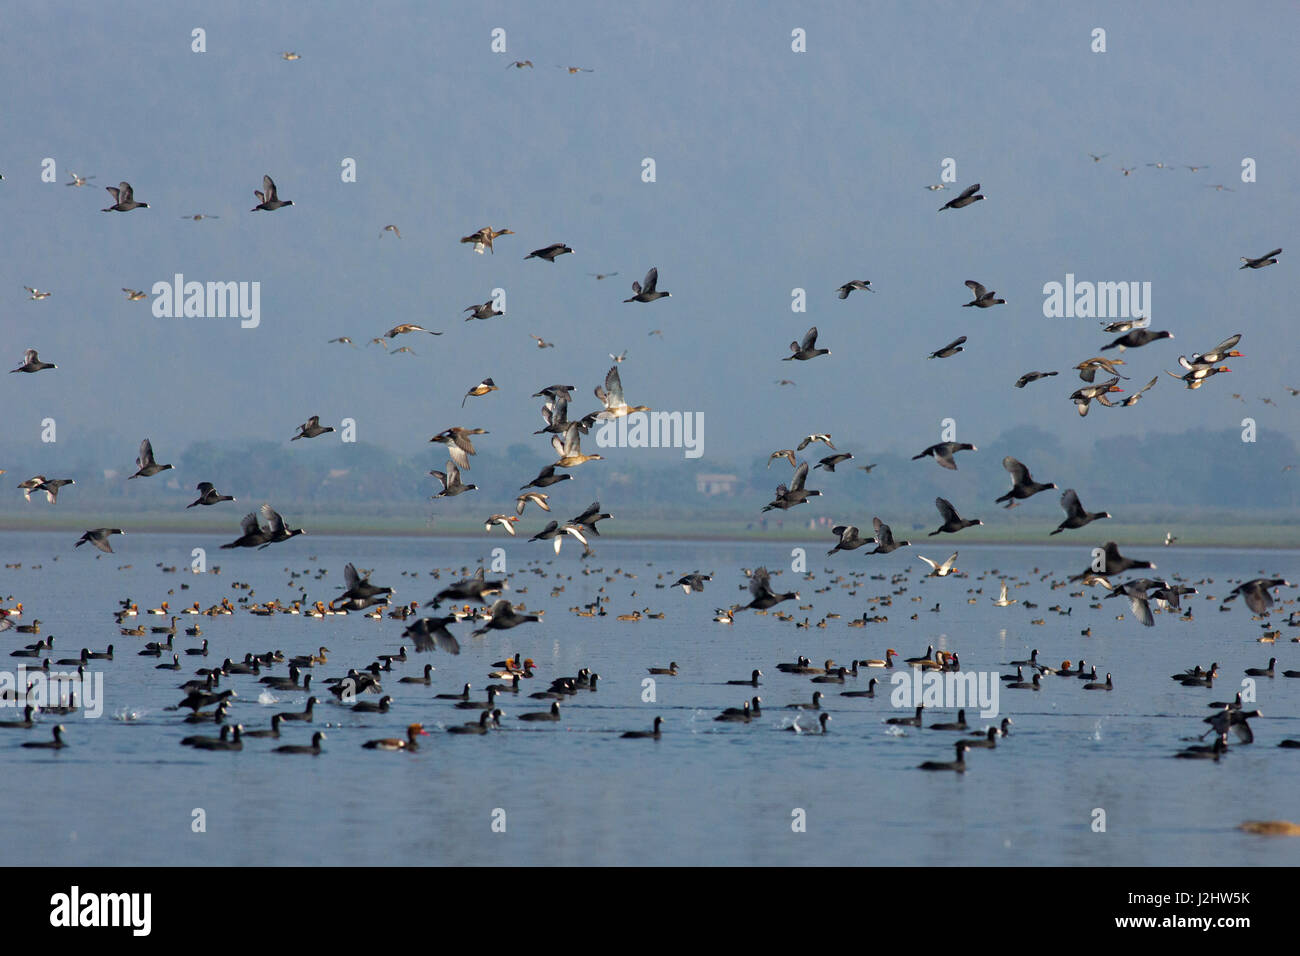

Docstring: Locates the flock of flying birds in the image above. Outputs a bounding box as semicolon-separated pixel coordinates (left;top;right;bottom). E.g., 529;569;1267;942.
2;71;1297;778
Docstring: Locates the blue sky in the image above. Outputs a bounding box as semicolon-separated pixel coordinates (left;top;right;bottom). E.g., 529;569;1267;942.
2;1;1297;480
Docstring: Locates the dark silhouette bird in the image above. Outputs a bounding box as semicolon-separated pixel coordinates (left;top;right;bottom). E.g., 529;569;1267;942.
912;441;977;471
836;280;873;298
939;183;983;211
742;567;799;611
996;456;1056;505
471;599;541;637
187;482;235;508
1101;329;1174;352
962;280;1004;308
102;181;148;212
1015;371;1057;388
928;335;967;359
75;528;124;553
1223;578;1292;615
624;267;670;302
129;439;173;479
1051;489;1110;534
257;504;305;547
402;616;460;654
1240;248;1281;270
251;175;293;211
827;524;869;556
220;513;269;550
784;326;830;361
525;243;573;262
868;516;910;554
292;415;334;440
930;498;983;535
430;461;478;498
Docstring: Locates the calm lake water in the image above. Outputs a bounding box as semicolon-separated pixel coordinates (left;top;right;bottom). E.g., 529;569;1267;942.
1;531;1297;865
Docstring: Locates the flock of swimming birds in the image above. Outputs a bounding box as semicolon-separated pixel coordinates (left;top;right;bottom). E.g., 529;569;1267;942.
2;51;1297;807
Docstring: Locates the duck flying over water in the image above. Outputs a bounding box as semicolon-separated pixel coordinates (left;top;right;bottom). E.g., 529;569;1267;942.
911;441;976;470
1051;489;1110;534
520;465;572;490
552;422;603;468
918;552;959;577
867;517;910;554
784;326;830;361
187;482;235;508
403;616;461;654
471;599;541;637
743;567;799;611
258;504;306;547
75;528;125;553
430;461;478;497
1223;578;1293;615
996;456;1056;505
594;365;649;419
430;427;487;470
827;524;869;555
624;267;670;302
220;512;270;549
930;497;983;535
530;520;588;554
129;439;173;479
570;501;611;536
762;461;821;512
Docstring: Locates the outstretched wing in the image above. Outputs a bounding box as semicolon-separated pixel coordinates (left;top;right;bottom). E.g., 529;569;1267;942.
1002;456;1030;483
1060;489;1084;519
789;461;809;492
935;497;960;523
641;267;658;294
964;280;988;299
